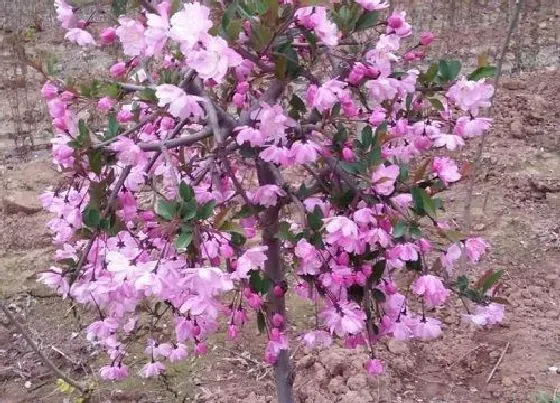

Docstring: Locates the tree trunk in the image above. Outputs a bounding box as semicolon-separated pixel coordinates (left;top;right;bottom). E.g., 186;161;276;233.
256;159;295;403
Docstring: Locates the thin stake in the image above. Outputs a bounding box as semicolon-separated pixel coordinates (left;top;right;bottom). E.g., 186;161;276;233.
487;341;510;383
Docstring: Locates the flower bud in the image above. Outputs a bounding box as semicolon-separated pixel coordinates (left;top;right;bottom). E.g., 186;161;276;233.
110;62;127;78
342;147;353;161
404;51;416;61
100;27;117;44
272;313;285;328
273;285;285;297
419;31;434;46
387;13;403;29
227;324;239;339
97;96;114;112
117;109;133;123
194;342;208;355
41;81;58;100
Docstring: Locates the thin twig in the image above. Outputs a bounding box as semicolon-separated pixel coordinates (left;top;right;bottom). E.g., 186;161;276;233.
94;111;160;149
463;0;524;230
0;301;88;393
486;341;510;383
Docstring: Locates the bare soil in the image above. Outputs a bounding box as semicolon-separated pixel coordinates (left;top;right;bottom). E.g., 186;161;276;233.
1;1;560;402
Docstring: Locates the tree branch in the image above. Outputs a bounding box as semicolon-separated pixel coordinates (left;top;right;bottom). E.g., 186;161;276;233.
0;301;88;393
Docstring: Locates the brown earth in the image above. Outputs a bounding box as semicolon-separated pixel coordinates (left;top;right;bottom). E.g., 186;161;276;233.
1;1;560;402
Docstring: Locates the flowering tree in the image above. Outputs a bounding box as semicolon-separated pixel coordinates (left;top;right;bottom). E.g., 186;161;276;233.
40;0;504;401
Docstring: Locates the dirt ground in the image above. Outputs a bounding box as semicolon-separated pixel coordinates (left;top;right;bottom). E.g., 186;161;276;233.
1;1;560;402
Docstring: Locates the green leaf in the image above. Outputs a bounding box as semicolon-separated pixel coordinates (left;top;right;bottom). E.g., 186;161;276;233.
288;94;307;119
307;205;324;231
428;97;445;111
255;0;269;15
179;182;194;202
438;60;462;82
250;270;271;295
82;206;101;229
250;23;274;52
360;125;373;149
479;269;504;295
371;260;385;282
421;63;438;85
354;11;378;32
456;275;470;293
138;88;157;102
276;221;296;241
181;199;197;221
393;221;408;238
398;165;409;182
468;66;497;81
371;288;386;303
157;199;178;221
106;113;119;139
256;311;266;333
411;186;437;219
196;200;216;220
230;232;247;247
111;0;128;16
175;229;193;251
87;149;103;175
101;83;121;99
367;146;381;166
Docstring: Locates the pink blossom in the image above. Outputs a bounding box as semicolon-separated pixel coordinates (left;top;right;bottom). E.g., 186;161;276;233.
37;267;69;297
110;62;127;78
141;361;165;378
320;302;366;336
169;3;212;53
144;9;169;56
168;344;188;362
463;303;504;326
308;79;350;112
117;109;134;123
414;317;443;340
290;140;319;164
356;0;389;11
236;126;266;147
97;96;115;112
433;156;461;185
386;12;411;37
364;359;384;376
100;364;129;380
464;237;489;263
419;31;434;45
116;17;146;56
295;7;339;46
324;216;359;252
366;78;399;103
250;185;286;207
302;330;332;350
371;164;400;195
260;145;293;166
412;275;450;307
432;133;465;150
446;78;494;116
54;0;76;29
65;28;96;47
187;36;242;83
369;108;386;126
234;246;268;279
455;116;492;138
111;137;147;166
41;81;58;100
441;243;462;272
155;84;204;120
99;27;117;44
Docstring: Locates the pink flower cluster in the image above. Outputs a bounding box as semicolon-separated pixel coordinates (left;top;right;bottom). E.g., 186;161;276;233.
41;0;503;385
